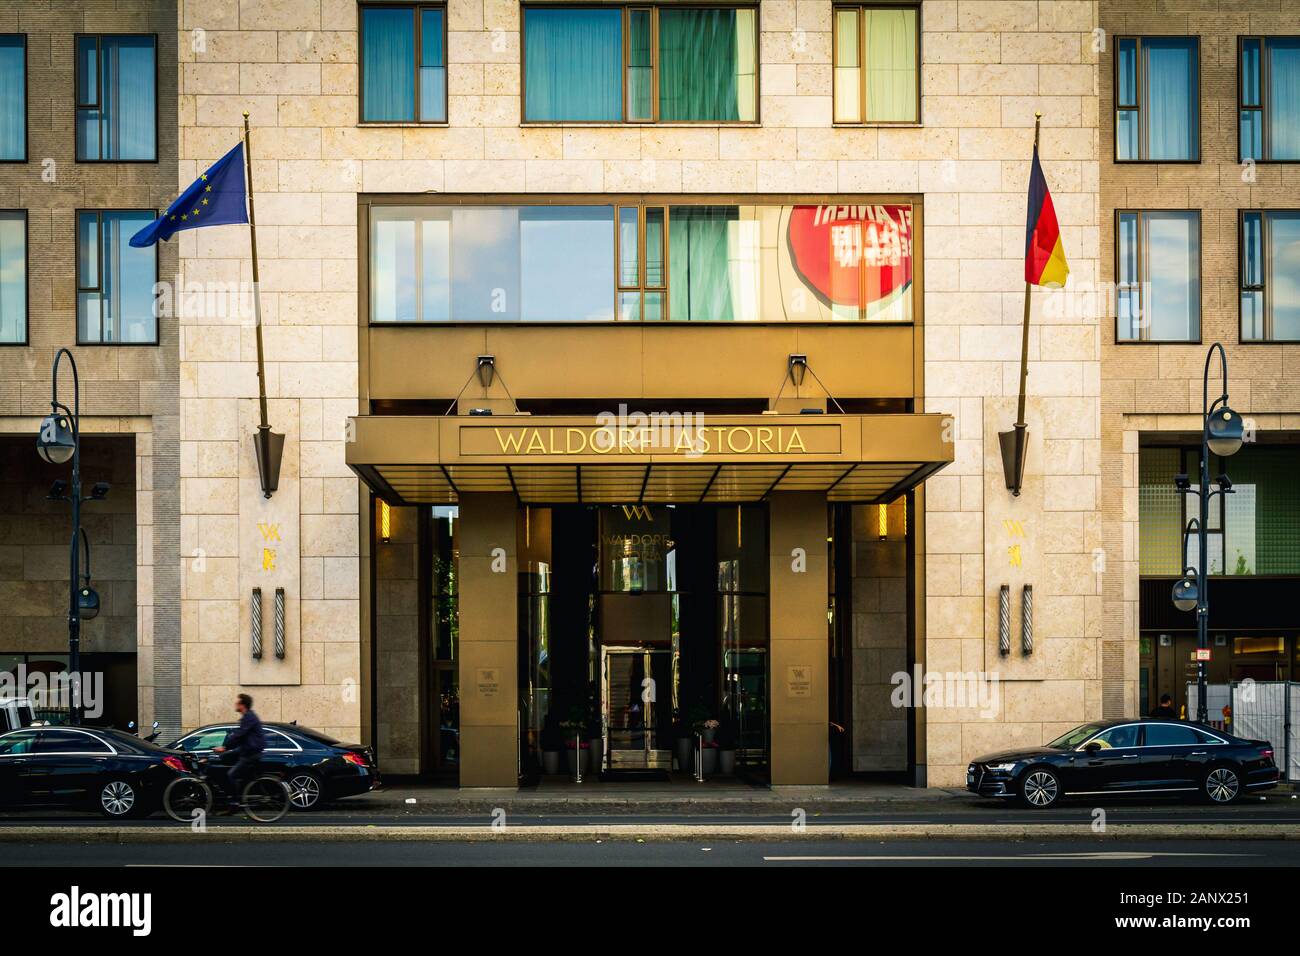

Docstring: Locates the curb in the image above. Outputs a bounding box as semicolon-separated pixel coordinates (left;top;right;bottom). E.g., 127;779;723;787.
4;823;1298;843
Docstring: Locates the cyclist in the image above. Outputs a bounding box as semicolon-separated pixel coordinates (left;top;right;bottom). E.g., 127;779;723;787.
213;693;266;804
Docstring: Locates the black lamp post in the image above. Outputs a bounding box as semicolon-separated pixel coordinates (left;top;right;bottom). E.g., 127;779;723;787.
1172;343;1244;724
36;349;109;725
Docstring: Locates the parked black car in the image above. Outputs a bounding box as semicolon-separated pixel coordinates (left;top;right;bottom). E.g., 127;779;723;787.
0;726;194;818
167;723;379;810
966;718;1280;808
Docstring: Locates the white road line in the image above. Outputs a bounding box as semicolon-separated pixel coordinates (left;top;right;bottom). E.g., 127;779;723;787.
763;850;1256;862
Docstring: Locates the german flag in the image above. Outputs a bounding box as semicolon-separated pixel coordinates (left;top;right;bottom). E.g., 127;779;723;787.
1024;145;1068;288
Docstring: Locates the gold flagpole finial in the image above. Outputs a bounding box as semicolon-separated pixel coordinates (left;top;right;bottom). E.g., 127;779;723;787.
242;110;250;119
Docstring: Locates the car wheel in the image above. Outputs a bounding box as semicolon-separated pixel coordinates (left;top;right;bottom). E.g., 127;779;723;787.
1019;767;1061;809
98;778;141;819
1202;765;1241;804
288;771;323;811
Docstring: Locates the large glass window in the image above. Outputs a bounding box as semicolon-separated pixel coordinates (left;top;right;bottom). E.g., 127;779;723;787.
370;201;915;323
0;35;25;161
832;5;919;124
1239;37;1300;161
523;5;757;123
1241;210;1300;342
0;210;25;343
1116;210;1200;342
360;4;447;123
75;35;156;161
76;210;158;344
1115;36;1199;161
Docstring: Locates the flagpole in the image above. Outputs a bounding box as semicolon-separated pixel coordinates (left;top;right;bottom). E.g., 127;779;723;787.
1015;111;1042;433
243;111;282;498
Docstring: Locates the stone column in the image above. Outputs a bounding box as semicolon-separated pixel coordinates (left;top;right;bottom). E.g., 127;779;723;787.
768;492;829;786
456;492;518;787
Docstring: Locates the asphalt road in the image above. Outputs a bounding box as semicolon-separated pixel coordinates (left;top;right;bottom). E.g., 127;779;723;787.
1;796;1297;829
4;837;1297;866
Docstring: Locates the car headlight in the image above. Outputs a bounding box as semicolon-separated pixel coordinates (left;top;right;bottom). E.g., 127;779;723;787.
985;762;1018;772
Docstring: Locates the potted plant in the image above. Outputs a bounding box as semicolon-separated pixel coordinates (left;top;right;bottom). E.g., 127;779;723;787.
540;711;562;775
700;718;719;744
716;717;737;775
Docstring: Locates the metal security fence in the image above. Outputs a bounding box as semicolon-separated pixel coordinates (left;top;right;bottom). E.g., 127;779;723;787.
1188;681;1297;782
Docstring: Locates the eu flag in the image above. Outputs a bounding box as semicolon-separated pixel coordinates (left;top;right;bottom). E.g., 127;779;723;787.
130;142;248;247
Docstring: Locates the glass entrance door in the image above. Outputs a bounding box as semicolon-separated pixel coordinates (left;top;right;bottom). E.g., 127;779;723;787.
602;647;674;770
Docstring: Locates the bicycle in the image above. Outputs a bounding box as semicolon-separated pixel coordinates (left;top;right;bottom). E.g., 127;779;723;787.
162;756;291;824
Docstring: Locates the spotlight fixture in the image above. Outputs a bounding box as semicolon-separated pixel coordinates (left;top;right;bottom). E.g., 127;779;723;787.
787;354;808;388
88;481;110;501
476;354;496;389
47;480;68;501
1215;473;1232;493
1174;473;1191;492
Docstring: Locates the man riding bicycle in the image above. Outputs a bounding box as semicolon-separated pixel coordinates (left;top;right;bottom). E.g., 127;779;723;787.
214;693;266;803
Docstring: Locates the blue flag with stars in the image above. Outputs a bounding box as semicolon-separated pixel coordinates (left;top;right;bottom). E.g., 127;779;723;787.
130;142;248;247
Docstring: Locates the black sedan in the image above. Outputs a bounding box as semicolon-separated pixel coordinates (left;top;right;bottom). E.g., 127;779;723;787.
966;718;1280;808
167;722;379;810
0;726;194;818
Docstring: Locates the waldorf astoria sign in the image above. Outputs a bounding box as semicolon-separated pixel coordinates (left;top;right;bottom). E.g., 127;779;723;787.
458;420;844;458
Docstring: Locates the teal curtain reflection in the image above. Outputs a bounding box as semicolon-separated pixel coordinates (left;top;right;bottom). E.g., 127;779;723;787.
669;206;737;322
1144;38;1197;160
0;37;23;160
1268;39;1300;160
363;6;416;121
524;8;621;121
659;9;750;121
420;8;446;122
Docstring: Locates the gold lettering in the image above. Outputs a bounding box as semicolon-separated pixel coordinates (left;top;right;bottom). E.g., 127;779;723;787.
785;428;807;453
727;428;754;453
525;430;546;454
566;428;588;454
495;429;526;453
757;427;775;453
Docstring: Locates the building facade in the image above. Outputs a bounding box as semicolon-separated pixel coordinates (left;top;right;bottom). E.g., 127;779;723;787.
1;0;1293;788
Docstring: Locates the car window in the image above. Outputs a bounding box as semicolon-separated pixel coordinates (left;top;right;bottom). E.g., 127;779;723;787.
291;726;339;746
36;730;113;754
264;729;297;750
1144;724;1199;746
1089;725;1139;749
0;730;39;755
178;728;231;752
1193;728;1224;744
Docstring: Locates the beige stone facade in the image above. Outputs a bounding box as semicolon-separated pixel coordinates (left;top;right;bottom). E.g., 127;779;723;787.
1098;0;1300;726
169;0;1116;784
0;1;181;737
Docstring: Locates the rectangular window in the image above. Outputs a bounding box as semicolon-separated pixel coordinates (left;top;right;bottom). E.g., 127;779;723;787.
75;35;156;161
522;5;757;123
1116;209;1200;342
1239;36;1300;161
0;36;25;161
76;210;158;344
832;4;919;124
360;4;447;123
1115;36;1199;161
369;201;914;323
0;210;25;343
1241;210;1300;342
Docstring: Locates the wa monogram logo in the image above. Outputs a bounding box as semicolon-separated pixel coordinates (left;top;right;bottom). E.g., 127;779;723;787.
621;505;654;521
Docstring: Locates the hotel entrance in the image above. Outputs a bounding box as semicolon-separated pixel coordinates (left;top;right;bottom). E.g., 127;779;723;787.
519;504;770;781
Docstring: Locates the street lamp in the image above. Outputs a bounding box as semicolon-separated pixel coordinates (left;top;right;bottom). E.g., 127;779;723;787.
36;349;109;725
1172;343;1243;724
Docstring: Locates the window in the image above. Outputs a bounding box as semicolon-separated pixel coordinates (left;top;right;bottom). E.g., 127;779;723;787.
1115;36;1199;161
1143;723;1198;747
76;210;159;344
75;35;156;161
176;728;231;751
263;729;298;750
833;5;919;124
360;4;446;123
1241;210;1300;341
0;730;37;755
0;35;25;161
1116;210;1200;342
1239;37;1300;161
0;210;25;343
1090;725;1139;749
369;201;915;323
522;5;758;123
35;730;112;754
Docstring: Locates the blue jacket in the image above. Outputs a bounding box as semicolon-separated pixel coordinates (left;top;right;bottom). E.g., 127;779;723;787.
225;710;266;755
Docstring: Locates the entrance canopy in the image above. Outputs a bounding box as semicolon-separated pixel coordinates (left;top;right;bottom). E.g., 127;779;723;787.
346;413;953;505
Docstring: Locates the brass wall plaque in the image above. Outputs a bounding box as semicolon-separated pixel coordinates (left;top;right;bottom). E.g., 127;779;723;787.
786;665;812;698
476;668;500;698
